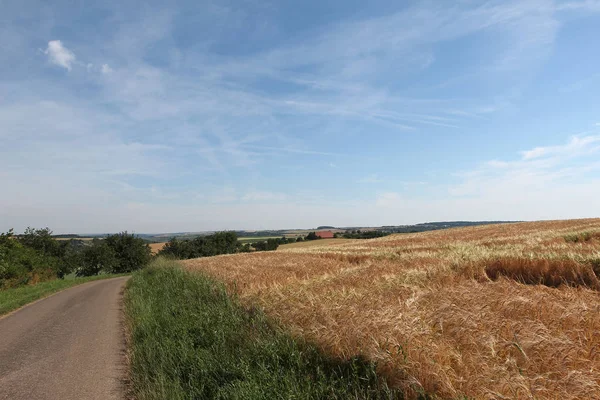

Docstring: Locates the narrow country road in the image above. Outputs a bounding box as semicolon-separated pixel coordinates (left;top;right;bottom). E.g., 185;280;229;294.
0;277;129;400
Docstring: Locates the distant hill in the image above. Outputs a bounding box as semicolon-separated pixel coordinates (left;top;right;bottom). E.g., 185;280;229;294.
380;221;520;234
54;221;521;243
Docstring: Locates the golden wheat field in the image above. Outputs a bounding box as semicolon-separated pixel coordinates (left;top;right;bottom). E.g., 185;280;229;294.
149;242;167;254
182;219;600;399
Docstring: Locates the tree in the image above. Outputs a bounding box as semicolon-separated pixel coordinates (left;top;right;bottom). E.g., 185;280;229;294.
76;239;118;277
157;232;240;260
239;243;252;253
104;232;151;273
305;232;319;241
159;237;191;259
252;239;279;252
18;227;62;257
1;228;60;288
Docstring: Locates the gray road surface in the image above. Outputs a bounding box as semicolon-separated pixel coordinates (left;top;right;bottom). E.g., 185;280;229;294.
0;277;129;400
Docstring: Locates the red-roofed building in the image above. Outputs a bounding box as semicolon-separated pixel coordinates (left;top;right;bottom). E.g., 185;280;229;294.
316;230;334;239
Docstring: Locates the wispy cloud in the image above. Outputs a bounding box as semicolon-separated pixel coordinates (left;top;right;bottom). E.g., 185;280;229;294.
44;40;76;71
555;0;600;12
450;135;600;198
243;145;342;157
520;135;600;160
2;0;600;232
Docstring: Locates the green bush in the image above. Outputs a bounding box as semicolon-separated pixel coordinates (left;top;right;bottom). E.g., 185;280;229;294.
1;228;153;284
0;229;61;289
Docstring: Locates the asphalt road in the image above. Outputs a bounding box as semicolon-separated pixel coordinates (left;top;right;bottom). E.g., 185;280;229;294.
0;277;129;400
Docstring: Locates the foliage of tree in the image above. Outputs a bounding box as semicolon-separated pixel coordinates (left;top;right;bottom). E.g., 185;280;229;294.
158;232;240;260
1;228;154;285
240;243;252;253
251;238;279;252
305;232;320;241
75;239;118;277
104;232;152;274
0;229;62;288
341;230;390;239
18;227;63;258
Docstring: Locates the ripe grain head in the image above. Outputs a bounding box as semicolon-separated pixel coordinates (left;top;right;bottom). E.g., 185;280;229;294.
181;219;600;399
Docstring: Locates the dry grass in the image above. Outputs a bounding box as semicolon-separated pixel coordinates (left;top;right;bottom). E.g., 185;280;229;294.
182;219;600;399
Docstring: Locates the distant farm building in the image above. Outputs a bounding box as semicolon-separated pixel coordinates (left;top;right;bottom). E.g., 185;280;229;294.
316;230;334;239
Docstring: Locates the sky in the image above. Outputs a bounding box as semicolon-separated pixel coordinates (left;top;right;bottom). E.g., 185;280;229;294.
1;0;600;233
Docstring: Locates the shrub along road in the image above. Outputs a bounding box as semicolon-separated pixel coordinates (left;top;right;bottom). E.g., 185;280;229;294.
0;276;129;400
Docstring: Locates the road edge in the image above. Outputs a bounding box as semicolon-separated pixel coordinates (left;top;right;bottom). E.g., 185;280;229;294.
0;276;130;321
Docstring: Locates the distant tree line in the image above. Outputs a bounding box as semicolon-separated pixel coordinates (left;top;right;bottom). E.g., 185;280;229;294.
0;228;151;289
338;230;390;239
158;232;240;259
158;232;282;260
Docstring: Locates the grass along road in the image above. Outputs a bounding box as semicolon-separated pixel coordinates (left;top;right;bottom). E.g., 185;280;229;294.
0;273;129;316
125;258;400;400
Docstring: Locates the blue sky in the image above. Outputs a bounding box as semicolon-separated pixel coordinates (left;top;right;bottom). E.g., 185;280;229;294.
2;0;600;233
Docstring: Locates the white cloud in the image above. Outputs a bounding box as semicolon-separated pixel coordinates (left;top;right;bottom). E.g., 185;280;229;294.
521;135;600;160
450;135;600;200
44;40;76;71
3;2;600;233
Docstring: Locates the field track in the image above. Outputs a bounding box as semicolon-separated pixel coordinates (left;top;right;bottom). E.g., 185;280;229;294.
0;277;128;400
183;219;600;399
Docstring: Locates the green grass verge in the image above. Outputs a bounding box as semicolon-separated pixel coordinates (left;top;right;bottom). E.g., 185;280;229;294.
125;258;403;400
0;274;128;316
